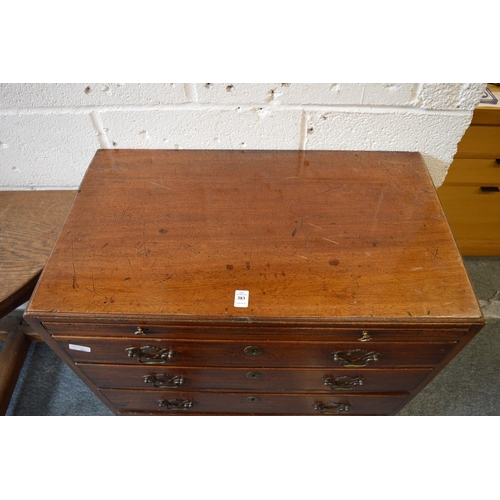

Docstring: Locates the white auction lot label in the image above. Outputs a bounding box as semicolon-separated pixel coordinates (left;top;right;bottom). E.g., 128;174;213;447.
234;290;249;308
68;344;91;353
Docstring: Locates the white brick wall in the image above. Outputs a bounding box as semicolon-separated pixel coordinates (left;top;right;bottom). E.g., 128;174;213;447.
0;83;486;189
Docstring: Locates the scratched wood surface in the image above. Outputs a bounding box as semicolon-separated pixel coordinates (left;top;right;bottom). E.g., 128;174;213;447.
0;190;76;317
26;150;482;324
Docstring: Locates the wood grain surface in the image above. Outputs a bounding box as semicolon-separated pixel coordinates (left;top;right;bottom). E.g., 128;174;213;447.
26;150;482;325
0;190;76;316
102;388;408;415
77;363;432;392
53;335;457;367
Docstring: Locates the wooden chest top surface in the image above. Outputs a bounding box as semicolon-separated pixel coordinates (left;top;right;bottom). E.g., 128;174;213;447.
26;150;482;325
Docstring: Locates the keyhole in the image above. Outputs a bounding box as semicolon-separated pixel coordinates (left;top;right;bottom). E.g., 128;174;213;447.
244;346;263;356
246;396;261;403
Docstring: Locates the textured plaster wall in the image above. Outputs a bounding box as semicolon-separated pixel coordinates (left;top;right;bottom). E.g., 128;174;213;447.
0;83;486;189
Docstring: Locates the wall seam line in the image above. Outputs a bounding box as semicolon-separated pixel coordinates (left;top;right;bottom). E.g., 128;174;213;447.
184;83;198;102
410;83;424;105
299;110;307;150
90;112;111;148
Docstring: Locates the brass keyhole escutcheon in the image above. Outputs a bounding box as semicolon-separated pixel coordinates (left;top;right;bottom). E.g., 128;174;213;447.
246;371;263;380
244;346;263;356
246;396;261;403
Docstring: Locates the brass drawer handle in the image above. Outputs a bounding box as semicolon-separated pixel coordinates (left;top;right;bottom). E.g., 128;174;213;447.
125;346;177;364
135;327;148;336
330;349;380;368
323;375;364;391
144;374;185;388
359;330;372;342
246;371;263;380
158;399;194;410
314;402;351;415
244;346;263;356
246;396;261;403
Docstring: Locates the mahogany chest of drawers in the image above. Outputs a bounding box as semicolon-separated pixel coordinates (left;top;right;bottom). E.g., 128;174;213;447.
25;150;484;415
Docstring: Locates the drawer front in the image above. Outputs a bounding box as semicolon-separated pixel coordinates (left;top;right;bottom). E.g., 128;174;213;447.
79;364;432;393
438;185;500;241
444;158;500;185
55;336;456;367
472;107;500;126
457;125;500;158
43;322;467;341
101;389;408;415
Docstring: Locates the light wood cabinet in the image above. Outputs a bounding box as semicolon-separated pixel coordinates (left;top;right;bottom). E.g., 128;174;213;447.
438;89;500;255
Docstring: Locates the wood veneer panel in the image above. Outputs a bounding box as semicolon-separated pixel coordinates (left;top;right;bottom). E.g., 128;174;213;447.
103;388;408;415
54;336;456;367
79;363;432;393
27;150;482;325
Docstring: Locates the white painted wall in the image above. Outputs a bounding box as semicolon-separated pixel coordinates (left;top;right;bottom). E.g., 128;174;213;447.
0;83;485;189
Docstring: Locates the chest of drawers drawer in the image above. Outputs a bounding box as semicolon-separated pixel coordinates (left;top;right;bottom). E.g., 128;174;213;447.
443;158;500;185
24;150;485;415
101;388;410;415
54;335;458;368
78;364;432;393
43;322;468;341
456;125;500;158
